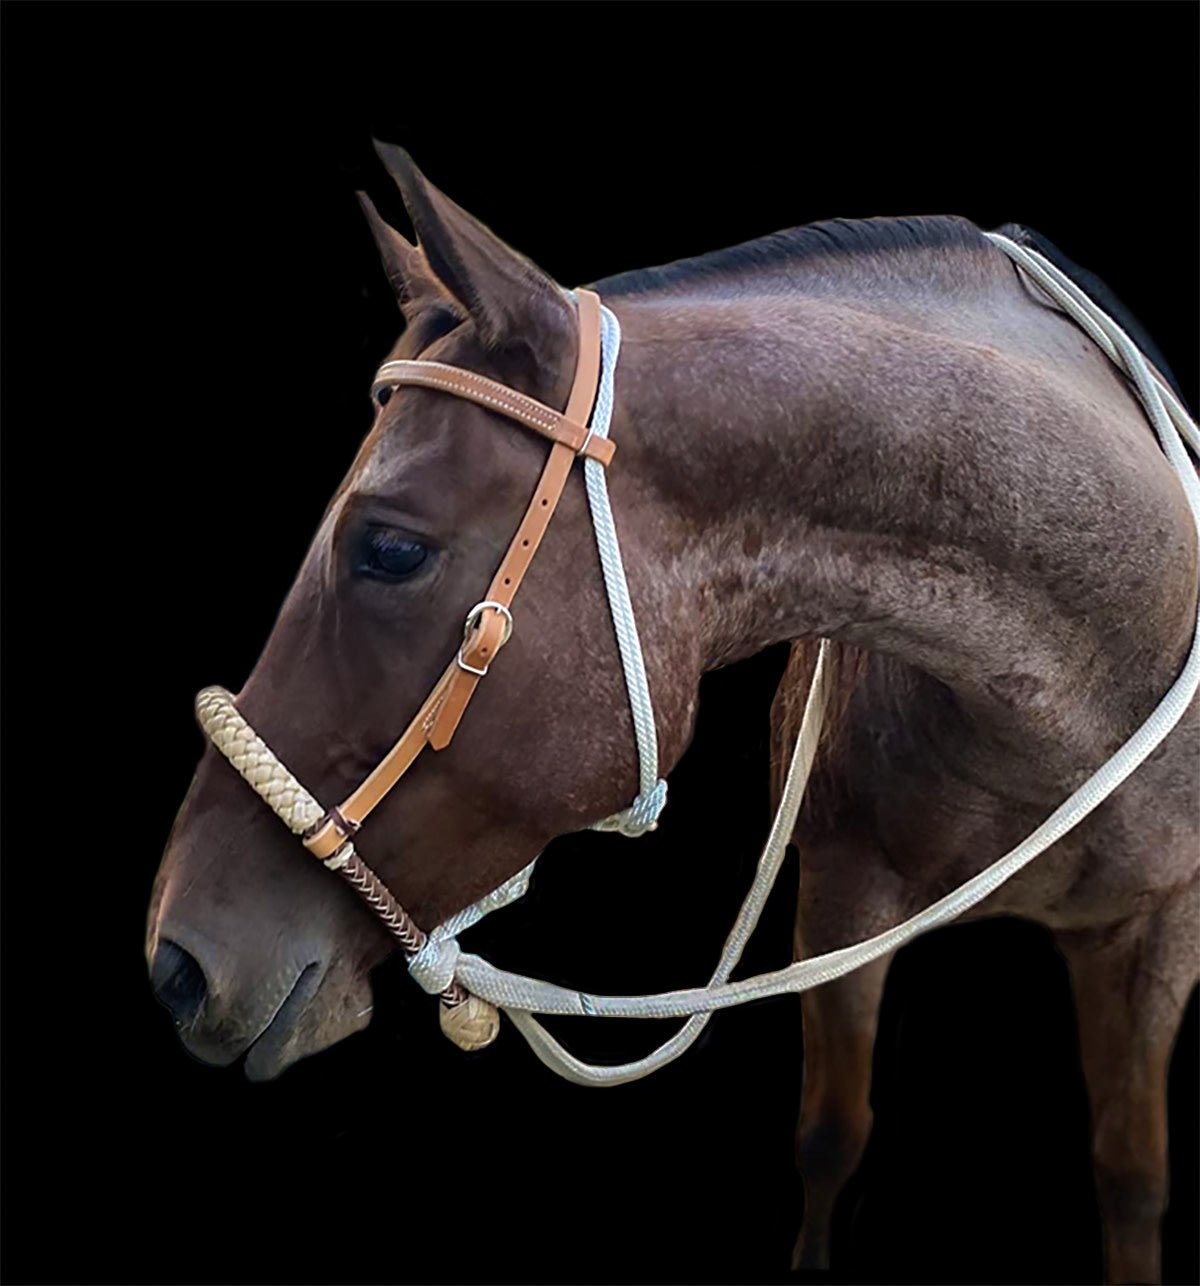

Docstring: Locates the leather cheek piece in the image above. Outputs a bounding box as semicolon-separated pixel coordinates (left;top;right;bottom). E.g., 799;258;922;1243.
300;289;606;851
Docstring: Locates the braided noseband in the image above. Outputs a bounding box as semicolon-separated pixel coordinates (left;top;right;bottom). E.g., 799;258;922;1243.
195;686;499;1048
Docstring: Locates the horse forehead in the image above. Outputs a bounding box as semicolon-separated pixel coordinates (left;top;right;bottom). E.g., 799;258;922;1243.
349;409;452;491
347;326;508;495
359;391;513;489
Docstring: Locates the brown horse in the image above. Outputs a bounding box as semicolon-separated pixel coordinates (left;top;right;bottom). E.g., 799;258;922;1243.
147;145;1197;1283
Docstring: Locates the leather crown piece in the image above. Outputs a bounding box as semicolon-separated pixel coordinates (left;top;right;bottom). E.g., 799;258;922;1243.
303;288;608;862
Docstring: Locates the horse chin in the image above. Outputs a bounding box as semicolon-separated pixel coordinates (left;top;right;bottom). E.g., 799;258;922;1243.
241;964;375;1083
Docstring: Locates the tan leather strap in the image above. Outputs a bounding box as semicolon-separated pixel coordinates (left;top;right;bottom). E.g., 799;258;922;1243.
427;439;577;749
372;357;615;466
304;289;606;861
303;661;457;860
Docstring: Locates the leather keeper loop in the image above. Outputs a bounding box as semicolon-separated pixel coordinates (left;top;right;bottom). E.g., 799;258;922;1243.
303;807;359;860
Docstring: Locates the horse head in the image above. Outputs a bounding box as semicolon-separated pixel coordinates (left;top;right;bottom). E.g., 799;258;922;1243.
145;145;694;1079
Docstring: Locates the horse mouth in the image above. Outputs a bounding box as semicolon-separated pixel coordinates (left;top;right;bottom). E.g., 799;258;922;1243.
243;962;324;1082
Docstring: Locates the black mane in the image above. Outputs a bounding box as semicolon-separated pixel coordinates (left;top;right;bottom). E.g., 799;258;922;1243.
594;213;986;298
594;212;1186;409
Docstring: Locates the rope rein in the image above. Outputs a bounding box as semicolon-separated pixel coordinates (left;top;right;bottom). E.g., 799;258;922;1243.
195;238;1199;1080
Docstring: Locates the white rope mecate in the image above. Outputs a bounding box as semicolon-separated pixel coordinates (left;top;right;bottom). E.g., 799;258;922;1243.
197;239;1199;1084
440;237;1200;1083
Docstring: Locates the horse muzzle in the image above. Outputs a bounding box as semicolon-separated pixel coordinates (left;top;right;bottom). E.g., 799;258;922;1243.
193;686;502;1054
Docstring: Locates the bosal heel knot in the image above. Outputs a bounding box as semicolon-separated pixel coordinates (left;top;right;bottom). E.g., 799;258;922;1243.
439;994;502;1051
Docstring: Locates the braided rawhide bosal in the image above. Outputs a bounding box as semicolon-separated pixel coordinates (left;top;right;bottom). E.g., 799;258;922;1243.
194;686;501;1052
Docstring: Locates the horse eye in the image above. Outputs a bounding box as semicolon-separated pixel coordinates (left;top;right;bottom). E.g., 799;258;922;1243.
375;386;393;408
359;529;430;580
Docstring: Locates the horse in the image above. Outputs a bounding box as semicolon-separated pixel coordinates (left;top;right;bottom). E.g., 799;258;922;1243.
146;143;1198;1283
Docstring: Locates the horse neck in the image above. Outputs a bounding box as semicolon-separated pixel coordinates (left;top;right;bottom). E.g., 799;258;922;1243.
607;257;1196;796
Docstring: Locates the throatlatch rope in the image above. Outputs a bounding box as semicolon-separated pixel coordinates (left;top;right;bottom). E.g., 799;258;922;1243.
582;303;668;838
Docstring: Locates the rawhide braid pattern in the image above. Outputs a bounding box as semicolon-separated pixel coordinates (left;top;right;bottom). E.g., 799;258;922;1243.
440;993;502;1051
193;687;500;1043
195;686;324;835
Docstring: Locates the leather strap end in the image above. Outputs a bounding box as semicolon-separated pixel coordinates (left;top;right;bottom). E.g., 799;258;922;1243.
428;671;478;751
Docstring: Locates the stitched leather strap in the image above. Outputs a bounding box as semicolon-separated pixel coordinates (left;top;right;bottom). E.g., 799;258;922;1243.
372;357;615;466
304;289;606;860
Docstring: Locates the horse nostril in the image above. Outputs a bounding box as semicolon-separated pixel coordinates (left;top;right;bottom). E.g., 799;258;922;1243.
151;940;209;1026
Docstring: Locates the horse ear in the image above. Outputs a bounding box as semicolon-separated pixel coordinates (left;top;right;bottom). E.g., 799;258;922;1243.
372;140;572;352
356;191;458;321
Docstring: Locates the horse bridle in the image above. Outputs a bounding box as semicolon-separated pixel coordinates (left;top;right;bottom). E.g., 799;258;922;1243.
304;290;611;859
194;239;1200;1083
197;287;644;1051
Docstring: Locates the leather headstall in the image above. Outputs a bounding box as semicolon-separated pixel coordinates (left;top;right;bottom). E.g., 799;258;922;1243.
302;288;608;862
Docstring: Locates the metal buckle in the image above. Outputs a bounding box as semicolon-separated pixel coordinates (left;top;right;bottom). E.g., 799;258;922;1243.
457;601;514;676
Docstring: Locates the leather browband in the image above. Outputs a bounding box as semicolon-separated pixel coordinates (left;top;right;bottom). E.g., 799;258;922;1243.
303;289;607;862
371;361;616;466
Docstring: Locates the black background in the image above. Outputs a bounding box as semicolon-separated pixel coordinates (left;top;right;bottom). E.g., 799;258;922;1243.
3;3;1197;1284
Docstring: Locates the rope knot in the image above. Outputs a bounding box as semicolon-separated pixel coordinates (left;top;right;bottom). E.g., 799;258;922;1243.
628;778;668;833
591;777;668;838
408;935;461;995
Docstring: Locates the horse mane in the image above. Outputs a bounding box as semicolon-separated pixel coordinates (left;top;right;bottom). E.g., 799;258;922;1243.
595;213;988;299
597;216;1185;411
